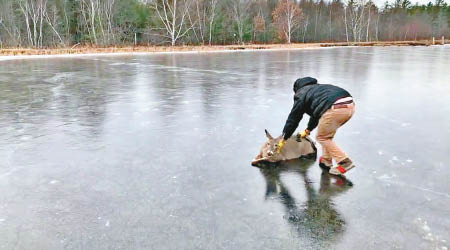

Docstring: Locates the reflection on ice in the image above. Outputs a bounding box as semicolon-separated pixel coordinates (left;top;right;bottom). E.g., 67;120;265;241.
258;159;352;248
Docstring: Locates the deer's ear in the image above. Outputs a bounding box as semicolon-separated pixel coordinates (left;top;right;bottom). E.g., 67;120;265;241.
265;129;273;140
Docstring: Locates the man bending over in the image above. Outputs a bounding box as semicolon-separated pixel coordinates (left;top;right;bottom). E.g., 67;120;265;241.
277;77;356;176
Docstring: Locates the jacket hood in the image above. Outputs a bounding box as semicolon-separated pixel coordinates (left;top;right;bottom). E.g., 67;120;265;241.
293;77;318;93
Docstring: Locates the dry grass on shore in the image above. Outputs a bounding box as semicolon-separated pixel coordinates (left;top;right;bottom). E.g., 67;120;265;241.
0;40;447;57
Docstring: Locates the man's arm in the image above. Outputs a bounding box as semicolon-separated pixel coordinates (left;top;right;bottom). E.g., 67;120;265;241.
282;99;305;140
307;116;319;132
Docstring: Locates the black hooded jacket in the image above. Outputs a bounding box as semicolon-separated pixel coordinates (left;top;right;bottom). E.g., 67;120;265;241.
282;77;352;140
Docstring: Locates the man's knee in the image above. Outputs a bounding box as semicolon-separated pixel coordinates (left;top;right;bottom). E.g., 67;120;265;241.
316;135;330;143
316;133;334;142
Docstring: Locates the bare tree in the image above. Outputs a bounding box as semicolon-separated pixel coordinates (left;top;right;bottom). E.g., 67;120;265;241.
366;1;371;41
89;0;98;44
194;0;206;44
345;0;367;42
153;0;195;46
44;3;65;46
188;0;218;45
344;6;349;42
253;13;265;42
78;0;99;44
208;0;218;45
375;12;380;41
19;0;34;46
1;0;450;48
302;16;309;42
19;0;48;47
0;0;21;46
103;0;116;44
272;0;302;43
229;0;252;44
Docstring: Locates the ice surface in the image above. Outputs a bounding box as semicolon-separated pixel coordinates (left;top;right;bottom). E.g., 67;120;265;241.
0;46;449;249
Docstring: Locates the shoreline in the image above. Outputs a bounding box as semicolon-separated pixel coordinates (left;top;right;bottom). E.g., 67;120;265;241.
0;40;447;60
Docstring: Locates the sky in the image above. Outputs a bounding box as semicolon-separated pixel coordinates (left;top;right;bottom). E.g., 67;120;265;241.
371;0;448;6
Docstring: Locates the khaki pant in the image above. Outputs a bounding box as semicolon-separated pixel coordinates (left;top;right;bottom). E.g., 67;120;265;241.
316;103;355;164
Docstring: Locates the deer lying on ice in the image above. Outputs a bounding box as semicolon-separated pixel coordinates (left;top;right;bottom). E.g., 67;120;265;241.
252;129;317;166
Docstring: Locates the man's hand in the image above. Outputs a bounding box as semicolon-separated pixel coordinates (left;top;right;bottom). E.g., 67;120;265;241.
296;129;310;141
275;139;286;154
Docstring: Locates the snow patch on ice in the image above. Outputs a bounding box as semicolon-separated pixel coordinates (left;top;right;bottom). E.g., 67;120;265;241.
20;135;32;141
45;72;75;84
378;174;396;180
168;69;186;72
388;156;400;165
413;217;449;249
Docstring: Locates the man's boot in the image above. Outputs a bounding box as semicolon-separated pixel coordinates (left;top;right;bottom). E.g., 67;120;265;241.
319;156;332;170
329;158;355;176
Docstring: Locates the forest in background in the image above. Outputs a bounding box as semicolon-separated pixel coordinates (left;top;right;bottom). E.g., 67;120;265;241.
0;0;449;48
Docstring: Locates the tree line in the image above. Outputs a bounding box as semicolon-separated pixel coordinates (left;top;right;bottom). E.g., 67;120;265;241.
0;0;449;48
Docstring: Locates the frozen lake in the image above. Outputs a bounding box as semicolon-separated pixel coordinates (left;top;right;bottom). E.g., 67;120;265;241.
1;46;449;249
